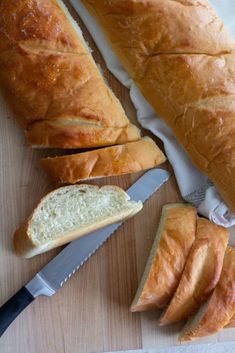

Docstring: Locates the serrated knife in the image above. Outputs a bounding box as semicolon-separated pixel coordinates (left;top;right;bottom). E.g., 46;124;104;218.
0;168;170;337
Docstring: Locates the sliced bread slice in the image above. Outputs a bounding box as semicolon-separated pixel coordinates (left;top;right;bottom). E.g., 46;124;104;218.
14;184;142;258
41;137;166;184
130;203;197;312
179;246;235;342
159;218;229;325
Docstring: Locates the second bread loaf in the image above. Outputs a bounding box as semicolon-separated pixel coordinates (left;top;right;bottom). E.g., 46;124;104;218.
80;0;235;212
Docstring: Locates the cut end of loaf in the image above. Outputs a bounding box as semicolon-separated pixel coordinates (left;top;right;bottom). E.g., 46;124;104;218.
14;184;142;258
130;203;196;312
130;203;169;312
179;300;210;342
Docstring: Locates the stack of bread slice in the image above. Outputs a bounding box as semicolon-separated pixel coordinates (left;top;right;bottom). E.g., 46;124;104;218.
0;0;166;183
131;204;235;342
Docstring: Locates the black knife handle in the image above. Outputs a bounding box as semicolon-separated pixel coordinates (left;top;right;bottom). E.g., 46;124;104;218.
0;287;34;337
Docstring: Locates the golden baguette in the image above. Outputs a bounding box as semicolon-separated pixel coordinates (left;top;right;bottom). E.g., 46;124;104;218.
80;0;235;211
0;0;140;148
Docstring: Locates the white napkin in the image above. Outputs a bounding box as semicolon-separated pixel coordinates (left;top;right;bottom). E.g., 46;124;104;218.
69;0;235;227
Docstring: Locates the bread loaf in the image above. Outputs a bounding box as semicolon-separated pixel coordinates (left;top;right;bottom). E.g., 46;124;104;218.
80;0;235;212
159;218;229;325
0;0;140;148
180;246;235;342
14;184;142;258
130;204;197;312
41;137;166;184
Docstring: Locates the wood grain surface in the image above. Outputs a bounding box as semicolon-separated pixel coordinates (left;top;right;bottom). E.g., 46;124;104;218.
0;2;235;353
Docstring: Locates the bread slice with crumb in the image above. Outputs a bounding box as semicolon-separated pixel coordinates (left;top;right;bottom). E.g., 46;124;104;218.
179;247;235;342
41;137;166;184
130;203;197;312
14;185;142;258
159;218;229;325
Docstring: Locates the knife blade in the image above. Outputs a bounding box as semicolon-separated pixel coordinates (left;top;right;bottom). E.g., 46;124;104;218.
0;168;170;337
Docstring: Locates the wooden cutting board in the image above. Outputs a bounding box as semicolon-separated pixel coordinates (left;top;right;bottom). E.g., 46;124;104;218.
0;2;235;352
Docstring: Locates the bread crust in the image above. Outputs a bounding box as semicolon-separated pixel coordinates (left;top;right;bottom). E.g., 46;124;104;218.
81;0;235;212
179;246;235;342
13;184;142;258
130;204;197;312
0;0;140;148
159;218;229;325
226;314;235;328
41;137;166;183
27;120;140;149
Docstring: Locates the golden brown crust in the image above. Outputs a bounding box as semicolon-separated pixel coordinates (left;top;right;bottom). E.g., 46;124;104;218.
82;0;234;78
226;314;235;328
130;204;197;312
13;222;39;258
81;0;235;212
41;137;166;183
0;0;82;55
0;0;139;148
180;246;235;342
159;218;229;325
26;120;140;149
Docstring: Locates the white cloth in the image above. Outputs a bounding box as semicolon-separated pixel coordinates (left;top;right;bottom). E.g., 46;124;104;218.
70;0;235;227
